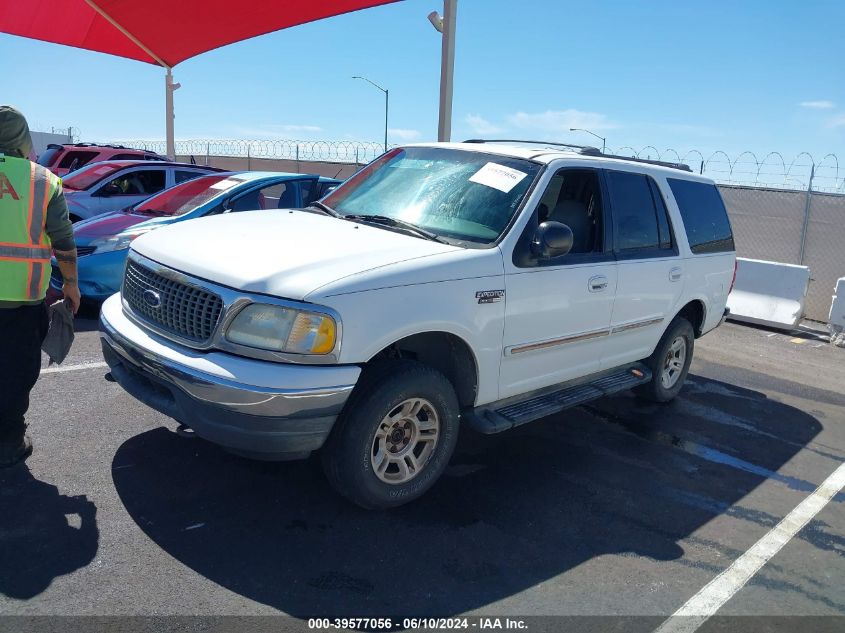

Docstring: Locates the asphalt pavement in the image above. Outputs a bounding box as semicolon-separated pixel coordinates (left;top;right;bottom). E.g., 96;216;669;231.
1;312;843;630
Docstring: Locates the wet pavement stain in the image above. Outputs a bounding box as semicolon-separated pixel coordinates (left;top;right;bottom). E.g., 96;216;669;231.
580;404;817;493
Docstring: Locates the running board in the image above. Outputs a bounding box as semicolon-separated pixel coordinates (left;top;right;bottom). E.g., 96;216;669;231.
464;363;652;434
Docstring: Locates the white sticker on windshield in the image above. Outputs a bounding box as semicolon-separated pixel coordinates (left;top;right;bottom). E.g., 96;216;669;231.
469;162;528;193
209;178;245;190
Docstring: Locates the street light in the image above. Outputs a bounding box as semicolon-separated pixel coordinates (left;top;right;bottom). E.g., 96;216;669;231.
570;128;606;154
353;75;389;153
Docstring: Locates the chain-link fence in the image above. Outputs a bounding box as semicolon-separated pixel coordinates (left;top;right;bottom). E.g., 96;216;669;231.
717;185;844;321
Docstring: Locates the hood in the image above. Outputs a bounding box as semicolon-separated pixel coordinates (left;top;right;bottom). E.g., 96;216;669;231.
131;210;461;301
74;211;176;242
0;105;32;158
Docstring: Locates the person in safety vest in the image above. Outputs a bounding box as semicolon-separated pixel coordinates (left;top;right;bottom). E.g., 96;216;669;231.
0;105;80;468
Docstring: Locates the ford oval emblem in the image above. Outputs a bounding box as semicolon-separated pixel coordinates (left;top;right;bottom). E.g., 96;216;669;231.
142;289;162;308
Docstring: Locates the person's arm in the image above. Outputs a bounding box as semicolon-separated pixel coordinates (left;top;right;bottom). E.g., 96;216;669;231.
44;184;80;313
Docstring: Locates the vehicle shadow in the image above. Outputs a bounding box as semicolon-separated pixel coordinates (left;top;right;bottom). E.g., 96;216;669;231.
111;374;822;617
0;467;99;600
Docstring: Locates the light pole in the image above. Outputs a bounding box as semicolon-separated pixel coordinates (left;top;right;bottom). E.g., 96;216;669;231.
353;76;389;153
570;127;606;154
428;1;458;142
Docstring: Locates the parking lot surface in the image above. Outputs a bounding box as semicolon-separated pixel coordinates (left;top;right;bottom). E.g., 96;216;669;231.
1;316;843;625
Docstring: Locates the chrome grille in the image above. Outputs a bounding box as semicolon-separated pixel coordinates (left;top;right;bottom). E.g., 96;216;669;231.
123;260;223;343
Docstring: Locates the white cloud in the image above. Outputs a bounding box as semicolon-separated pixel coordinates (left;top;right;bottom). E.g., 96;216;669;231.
799;100;835;109
388;128;421;140
506;109;618;135
465;114;504;135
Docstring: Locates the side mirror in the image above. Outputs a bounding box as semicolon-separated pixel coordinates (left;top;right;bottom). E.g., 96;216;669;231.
97;184;122;197
531;221;573;259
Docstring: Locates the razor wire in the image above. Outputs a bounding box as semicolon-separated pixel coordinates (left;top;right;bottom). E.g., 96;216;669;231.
117;139;387;165
606;146;843;193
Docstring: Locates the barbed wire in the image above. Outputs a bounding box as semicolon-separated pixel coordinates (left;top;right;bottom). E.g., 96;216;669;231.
114;138;844;193
117;139;387;164
605;146;843;193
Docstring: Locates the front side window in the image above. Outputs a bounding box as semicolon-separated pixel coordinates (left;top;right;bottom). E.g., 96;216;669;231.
230;182;294;211
536;169;604;254
607;170;673;253
322;147;542;244
667;178;735;254
58;150;98;170
103;169;166;195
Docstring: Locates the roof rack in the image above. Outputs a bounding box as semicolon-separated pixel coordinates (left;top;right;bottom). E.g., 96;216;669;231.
464;138;598;153
463;138;692;172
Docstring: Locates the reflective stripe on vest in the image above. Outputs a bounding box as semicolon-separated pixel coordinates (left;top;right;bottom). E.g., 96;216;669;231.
0;156;57;301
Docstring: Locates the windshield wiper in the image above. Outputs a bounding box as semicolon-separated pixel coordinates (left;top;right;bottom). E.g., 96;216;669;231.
343;214;446;243
308;201;343;218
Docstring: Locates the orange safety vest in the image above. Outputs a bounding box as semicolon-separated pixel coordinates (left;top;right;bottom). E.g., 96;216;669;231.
0;155;59;302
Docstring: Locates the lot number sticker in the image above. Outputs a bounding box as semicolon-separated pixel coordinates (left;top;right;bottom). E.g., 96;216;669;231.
469;162;528;193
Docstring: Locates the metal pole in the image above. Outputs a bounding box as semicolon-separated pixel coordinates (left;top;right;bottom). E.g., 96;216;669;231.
296;145;300;173
384;89;389;153
798;164;815;265
437;0;457;142
247;144;251;171
165;68;177;160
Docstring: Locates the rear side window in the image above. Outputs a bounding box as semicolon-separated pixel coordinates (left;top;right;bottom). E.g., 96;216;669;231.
606;170;674;253
667;179;735;254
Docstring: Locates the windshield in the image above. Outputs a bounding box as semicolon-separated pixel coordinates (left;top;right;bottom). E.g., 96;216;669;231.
62;162;126;190
133;175;246;216
322;147;541;244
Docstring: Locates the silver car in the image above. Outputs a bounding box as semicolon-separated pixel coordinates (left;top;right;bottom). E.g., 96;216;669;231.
61;160;222;222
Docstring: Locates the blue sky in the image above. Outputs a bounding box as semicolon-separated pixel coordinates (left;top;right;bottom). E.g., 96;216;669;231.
3;0;844;166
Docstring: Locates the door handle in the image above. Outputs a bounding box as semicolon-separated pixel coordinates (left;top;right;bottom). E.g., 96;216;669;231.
669;267;683;282
589;275;609;292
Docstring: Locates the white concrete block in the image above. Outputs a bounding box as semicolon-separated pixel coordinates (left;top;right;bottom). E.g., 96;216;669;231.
726;258;810;330
829;277;845;348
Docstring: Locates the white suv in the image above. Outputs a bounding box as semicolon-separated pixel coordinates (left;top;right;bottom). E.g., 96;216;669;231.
99;141;736;508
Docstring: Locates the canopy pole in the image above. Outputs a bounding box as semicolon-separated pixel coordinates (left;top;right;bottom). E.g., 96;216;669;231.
437;0;457;142
165;68;179;160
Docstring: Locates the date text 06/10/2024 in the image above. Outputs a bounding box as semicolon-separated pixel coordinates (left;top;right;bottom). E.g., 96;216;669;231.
307;618;528;630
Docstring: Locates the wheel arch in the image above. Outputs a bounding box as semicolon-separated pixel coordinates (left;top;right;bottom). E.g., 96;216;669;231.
366;330;480;409
672;298;707;337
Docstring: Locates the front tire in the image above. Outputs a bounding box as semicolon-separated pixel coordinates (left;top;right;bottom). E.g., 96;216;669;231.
634;316;694;403
322;360;460;509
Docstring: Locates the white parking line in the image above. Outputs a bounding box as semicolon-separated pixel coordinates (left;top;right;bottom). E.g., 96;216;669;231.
656;460;845;633
655;463;845;633
40;361;109;375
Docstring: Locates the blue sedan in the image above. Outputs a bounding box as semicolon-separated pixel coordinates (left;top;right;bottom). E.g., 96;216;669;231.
52;171;341;301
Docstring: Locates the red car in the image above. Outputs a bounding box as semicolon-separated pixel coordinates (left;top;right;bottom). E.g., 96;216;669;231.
37;143;166;177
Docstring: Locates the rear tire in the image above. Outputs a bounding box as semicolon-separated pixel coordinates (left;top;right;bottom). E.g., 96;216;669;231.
322;359;460;509
634;316;694;403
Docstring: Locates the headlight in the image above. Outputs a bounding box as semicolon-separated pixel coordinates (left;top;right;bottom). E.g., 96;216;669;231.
226;304;337;355
89;230;150;254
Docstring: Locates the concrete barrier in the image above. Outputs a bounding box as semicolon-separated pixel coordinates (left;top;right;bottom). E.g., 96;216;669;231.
726;258;810;330
830;278;845;348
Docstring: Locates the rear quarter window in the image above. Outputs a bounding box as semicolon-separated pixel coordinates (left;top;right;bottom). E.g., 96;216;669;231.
667;178;735;254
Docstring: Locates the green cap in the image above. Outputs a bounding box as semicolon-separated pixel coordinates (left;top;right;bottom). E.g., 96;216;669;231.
0;105;33;158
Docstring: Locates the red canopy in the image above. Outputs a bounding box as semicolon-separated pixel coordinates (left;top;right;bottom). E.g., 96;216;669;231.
0;0;398;67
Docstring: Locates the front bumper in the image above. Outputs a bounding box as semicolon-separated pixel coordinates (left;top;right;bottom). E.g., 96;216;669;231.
99;294;360;460
51;249;127;302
